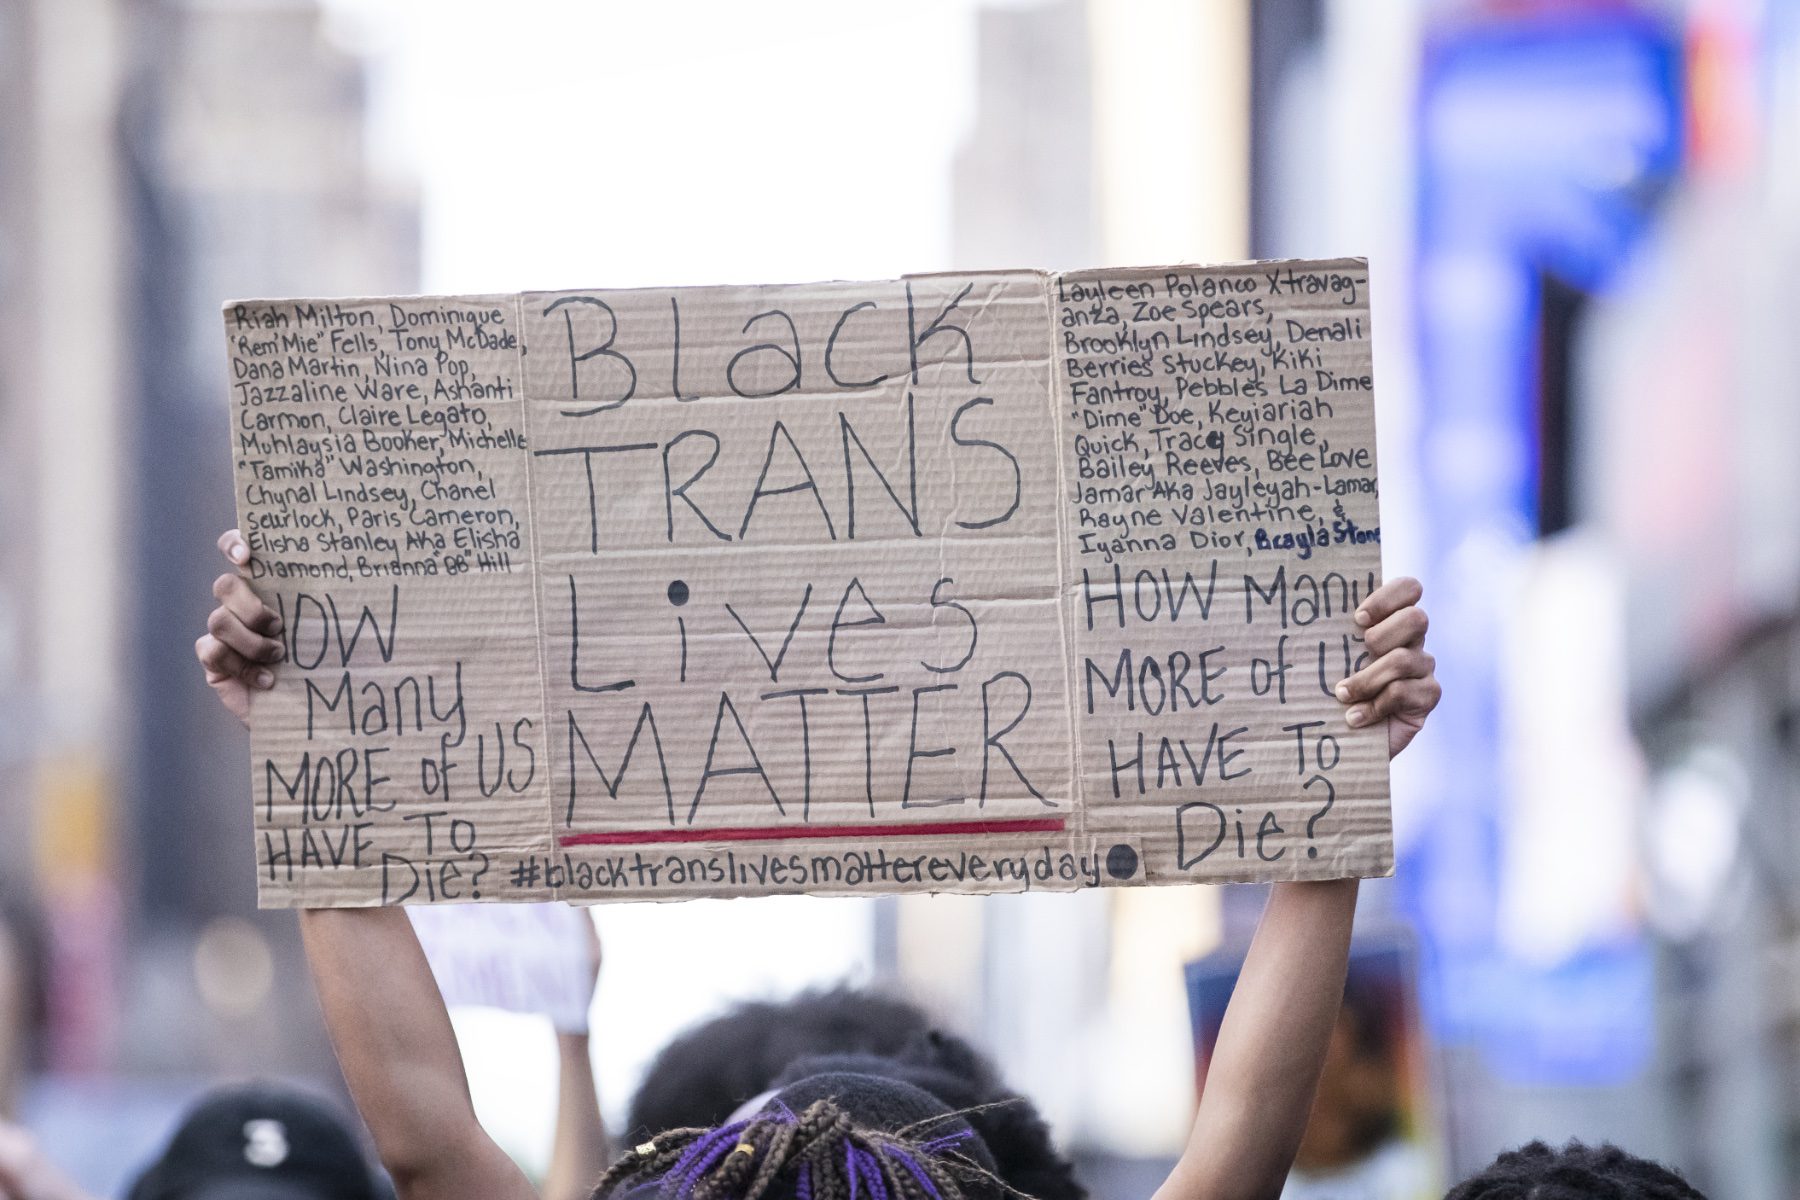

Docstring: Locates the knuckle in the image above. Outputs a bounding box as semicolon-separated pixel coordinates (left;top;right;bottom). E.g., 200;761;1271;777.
206;608;230;636
211;574;234;600
1421;651;1437;675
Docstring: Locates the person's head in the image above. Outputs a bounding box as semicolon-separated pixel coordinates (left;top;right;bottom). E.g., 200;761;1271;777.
126;1081;388;1200
629;988;942;1135
596;1072;1005;1200
628;989;1082;1200
1445;1140;1706;1200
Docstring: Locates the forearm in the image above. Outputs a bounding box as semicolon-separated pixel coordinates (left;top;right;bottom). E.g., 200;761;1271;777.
299;908;530;1200
1158;879;1358;1200
544;1032;608;1200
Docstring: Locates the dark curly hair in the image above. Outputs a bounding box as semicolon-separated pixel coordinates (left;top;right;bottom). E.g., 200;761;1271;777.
626;989;1083;1200
628;989;938;1136
1445;1140;1706;1200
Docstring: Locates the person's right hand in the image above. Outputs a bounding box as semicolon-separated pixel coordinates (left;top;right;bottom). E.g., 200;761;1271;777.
194;529;283;728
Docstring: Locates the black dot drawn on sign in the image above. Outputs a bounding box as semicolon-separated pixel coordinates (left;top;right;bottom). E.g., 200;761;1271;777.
1105;843;1138;880
667;580;690;607
1307;846;1318;859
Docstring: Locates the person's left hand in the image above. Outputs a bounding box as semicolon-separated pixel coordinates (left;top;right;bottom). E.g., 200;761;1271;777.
1334;577;1439;759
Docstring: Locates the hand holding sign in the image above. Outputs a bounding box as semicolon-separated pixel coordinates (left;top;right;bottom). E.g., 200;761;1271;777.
196;529;284;726
1342;576;1437;759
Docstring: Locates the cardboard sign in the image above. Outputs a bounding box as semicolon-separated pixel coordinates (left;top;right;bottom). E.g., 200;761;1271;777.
225;258;1389;907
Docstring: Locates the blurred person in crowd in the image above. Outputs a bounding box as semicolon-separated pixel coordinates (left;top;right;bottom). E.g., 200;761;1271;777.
1444;1140;1705;1200
123;1083;390;1200
0;894;46;1121
0;1007;603;1200
0;1081;388;1200
197;529;1442;1200
1281;973;1431;1199
0;1021;602;1200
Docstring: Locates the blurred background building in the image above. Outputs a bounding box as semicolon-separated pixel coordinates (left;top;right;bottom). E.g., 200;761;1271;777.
4;1;1800;1198
0;0;416;1173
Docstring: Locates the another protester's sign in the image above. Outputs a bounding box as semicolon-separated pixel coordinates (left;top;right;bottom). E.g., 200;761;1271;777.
409;903;596;1033
224;259;1388;907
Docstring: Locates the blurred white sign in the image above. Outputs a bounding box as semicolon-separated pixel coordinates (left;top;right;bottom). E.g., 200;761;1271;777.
409;902;596;1033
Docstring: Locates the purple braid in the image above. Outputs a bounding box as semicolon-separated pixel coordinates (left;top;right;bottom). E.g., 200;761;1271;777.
916;1130;972;1157
666;1120;753;1199
883;1147;947;1200
851;1147;890;1200
599;1097;977;1200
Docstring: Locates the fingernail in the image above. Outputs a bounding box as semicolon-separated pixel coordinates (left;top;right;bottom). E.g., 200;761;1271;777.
268;617;283;634
1346;707;1366;727
232;546;248;563
256;671;274;688
1335;683;1350;702
1354;609;1372;626
267;645;285;662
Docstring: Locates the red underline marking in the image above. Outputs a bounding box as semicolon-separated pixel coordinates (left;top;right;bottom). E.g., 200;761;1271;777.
558;817;1067;848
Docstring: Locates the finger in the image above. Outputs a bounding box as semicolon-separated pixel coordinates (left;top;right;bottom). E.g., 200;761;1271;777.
196;632;243;678
217;528;250;566
1362;677;1442;725
196;634;274;688
206;605;285;665
1336;647;1434;704
212;572;281;634
1363;604;1428;657
1354;576;1423;629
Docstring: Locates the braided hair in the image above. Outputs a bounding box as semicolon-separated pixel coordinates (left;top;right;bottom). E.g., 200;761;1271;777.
592;1097;1000;1200
1444;1140;1707;1200
626;988;1084;1200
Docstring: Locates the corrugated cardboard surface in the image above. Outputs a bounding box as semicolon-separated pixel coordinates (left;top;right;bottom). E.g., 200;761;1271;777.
222;259;1388;907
